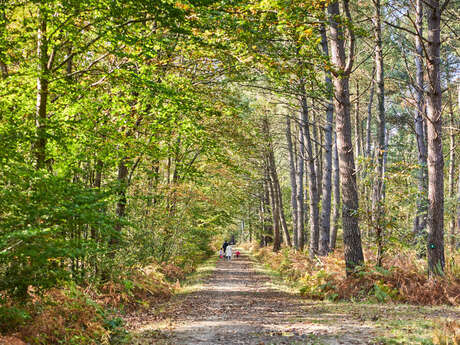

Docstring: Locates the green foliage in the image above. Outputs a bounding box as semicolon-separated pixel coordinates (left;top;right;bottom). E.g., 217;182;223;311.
0;306;31;333
0;165;118;298
299;270;336;300
372;280;400;303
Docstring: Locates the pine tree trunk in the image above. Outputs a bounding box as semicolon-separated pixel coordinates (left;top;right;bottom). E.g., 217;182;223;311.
271;150;292;247
354;81;362;161
296;115;306;249
413;0;428;238
372;0;386;266
318;24;334;255
330;132;340;250
300;91;320;258
286;116;299;249
366;72;374;159
263;172;273;246
425;0;445;275
456;168;460;250
262;117;282;251
267;165;281;252
312;106;323;201
328;0;364;273
447;68;456;253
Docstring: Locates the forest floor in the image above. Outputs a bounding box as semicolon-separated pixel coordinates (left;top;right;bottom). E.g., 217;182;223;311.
125;250;459;345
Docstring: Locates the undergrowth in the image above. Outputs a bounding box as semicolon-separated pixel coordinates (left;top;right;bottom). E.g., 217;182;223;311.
0;259;207;344
244;243;460;306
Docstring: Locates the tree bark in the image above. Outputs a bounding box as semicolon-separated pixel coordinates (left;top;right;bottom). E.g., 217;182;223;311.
447;67;456;253
456;168;460;250
267;166;281;252
330;132;340;250
35;6;49;170
425;0;445;275
354;80;362;160
372;0;386;266
296;116;306;250
413;0;428;238
271;149;292;247
312;105;323;201
328;0;364;273
263;172;273;246
286;116;299;249
365;70;374;159
262;118;282;251
113;159;128;247
318;24;334;255
300;90;320;258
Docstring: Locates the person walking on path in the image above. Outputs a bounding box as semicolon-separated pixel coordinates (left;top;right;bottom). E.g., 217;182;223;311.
225;244;232;260
222;240;228;255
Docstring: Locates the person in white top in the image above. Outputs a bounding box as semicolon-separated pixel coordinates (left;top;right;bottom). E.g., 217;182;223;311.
225;245;232;260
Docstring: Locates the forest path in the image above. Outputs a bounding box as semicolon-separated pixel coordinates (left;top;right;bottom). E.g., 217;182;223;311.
128;251;382;345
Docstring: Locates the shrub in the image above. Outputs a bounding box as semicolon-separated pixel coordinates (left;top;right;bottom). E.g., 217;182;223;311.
299;269;337;300
20;285;109;345
247;244;460;306
98;264;173;311
0;167;117;299
0;306;30;333
160;263;186;281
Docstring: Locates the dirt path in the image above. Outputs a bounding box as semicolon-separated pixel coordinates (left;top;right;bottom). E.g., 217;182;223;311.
128;251;459;345
129;252;377;344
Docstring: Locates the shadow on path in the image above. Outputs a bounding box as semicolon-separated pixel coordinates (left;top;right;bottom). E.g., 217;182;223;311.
130;252;381;345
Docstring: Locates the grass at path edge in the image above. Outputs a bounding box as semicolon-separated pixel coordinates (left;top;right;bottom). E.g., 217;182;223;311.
241;245;459;345
177;254;219;294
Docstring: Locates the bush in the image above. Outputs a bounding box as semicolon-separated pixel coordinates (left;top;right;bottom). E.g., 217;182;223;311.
20;285;109;345
160;263;186;281
98;264;173;311
0;306;30;333
247;244;460;306
299;269;337;300
0;166;117;298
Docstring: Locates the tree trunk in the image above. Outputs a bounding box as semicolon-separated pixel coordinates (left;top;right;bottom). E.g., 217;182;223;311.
263;172;273;246
267;166;281;252
447;67;456;253
262;118;282;251
330;132;340;250
354;80;362;161
328;0;364;273
456;168;460;250
296;116;306;250
300;91;320;258
318;24;334;255
91;159;103;240
270;148;292;247
286;116;299;249
312;105;323;201
113;159;128;248
372;0;386;266
366;71;374;159
35;6;49;170
413;0;428;238
425;0;445;275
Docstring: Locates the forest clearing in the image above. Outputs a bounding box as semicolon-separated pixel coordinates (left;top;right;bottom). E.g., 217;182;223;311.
0;0;459;344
